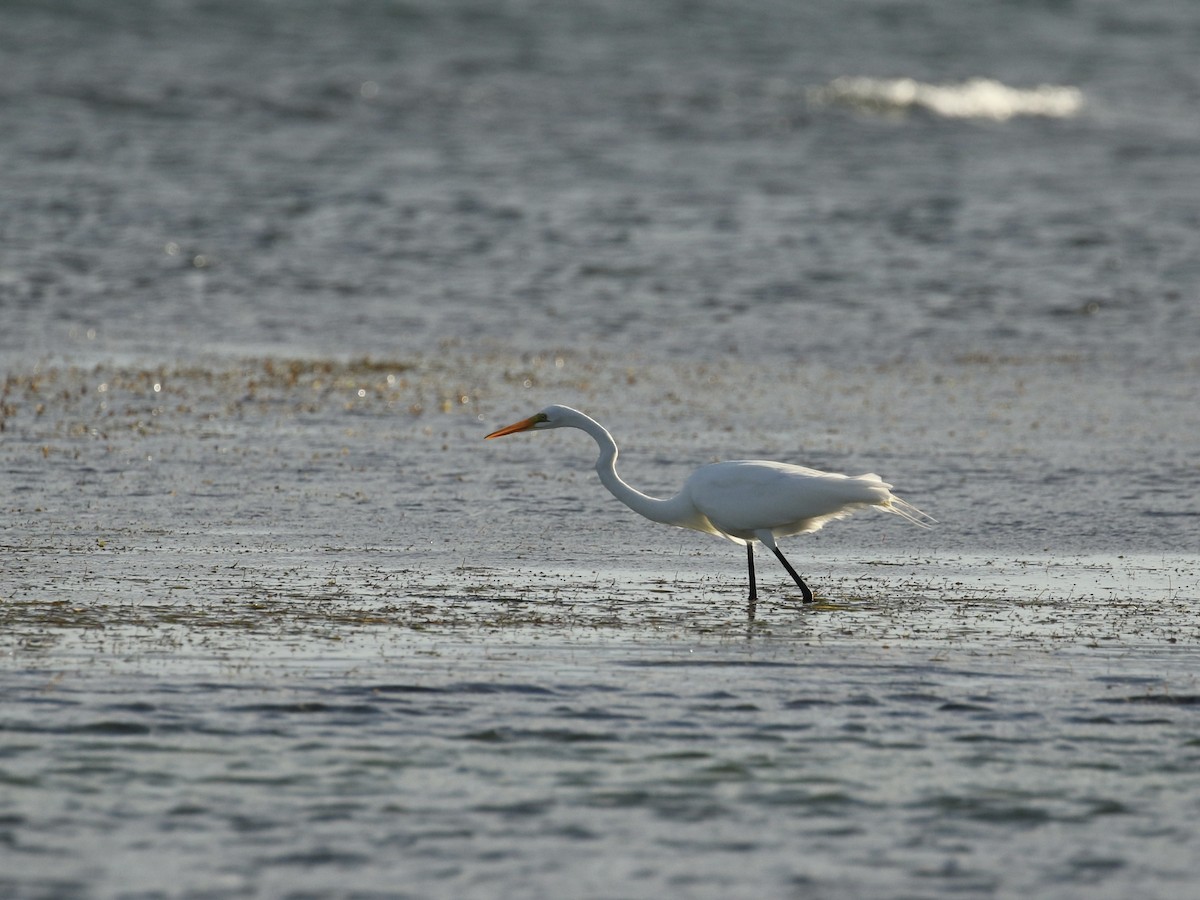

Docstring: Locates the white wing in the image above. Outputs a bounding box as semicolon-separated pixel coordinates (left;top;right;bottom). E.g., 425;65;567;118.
684;460;897;540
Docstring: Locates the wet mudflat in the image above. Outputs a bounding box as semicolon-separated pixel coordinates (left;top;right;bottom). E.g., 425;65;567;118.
3;355;1198;899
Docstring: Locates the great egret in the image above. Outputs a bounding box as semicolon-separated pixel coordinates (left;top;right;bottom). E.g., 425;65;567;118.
485;405;932;614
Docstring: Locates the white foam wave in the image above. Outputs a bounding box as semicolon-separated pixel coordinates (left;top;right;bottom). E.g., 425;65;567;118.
811;76;1083;121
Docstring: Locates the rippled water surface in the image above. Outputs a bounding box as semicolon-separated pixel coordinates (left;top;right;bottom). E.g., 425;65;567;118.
3;0;1200;897
5;563;1200;899
4;357;1198;899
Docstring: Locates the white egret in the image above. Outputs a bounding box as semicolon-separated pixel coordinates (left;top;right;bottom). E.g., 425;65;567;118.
486;405;932;614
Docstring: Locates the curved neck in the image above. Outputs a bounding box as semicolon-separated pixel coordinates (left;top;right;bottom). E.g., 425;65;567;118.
570;413;681;525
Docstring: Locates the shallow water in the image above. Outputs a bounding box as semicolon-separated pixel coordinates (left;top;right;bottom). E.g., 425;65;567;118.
4;554;1200;899
3;357;1199;898
3;0;1200;897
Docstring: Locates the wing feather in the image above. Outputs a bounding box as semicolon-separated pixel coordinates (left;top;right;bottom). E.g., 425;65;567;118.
684;459;896;539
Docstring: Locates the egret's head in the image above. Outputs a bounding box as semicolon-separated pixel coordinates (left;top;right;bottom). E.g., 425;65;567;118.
485;405;579;439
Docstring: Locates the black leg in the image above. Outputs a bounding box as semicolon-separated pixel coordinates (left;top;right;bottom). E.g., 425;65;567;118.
746;542;758;601
770;546;815;604
746;542;757;621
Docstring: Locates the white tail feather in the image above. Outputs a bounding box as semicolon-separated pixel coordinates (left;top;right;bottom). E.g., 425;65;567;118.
884;496;936;528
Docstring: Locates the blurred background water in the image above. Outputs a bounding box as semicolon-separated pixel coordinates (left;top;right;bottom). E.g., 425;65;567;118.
2;0;1197;367
3;2;1200;898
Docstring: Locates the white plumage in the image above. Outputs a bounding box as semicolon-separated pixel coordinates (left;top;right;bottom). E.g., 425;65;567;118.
486;405;932;614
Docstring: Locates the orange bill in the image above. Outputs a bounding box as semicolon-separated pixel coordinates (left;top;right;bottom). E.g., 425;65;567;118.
485;412;546;439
